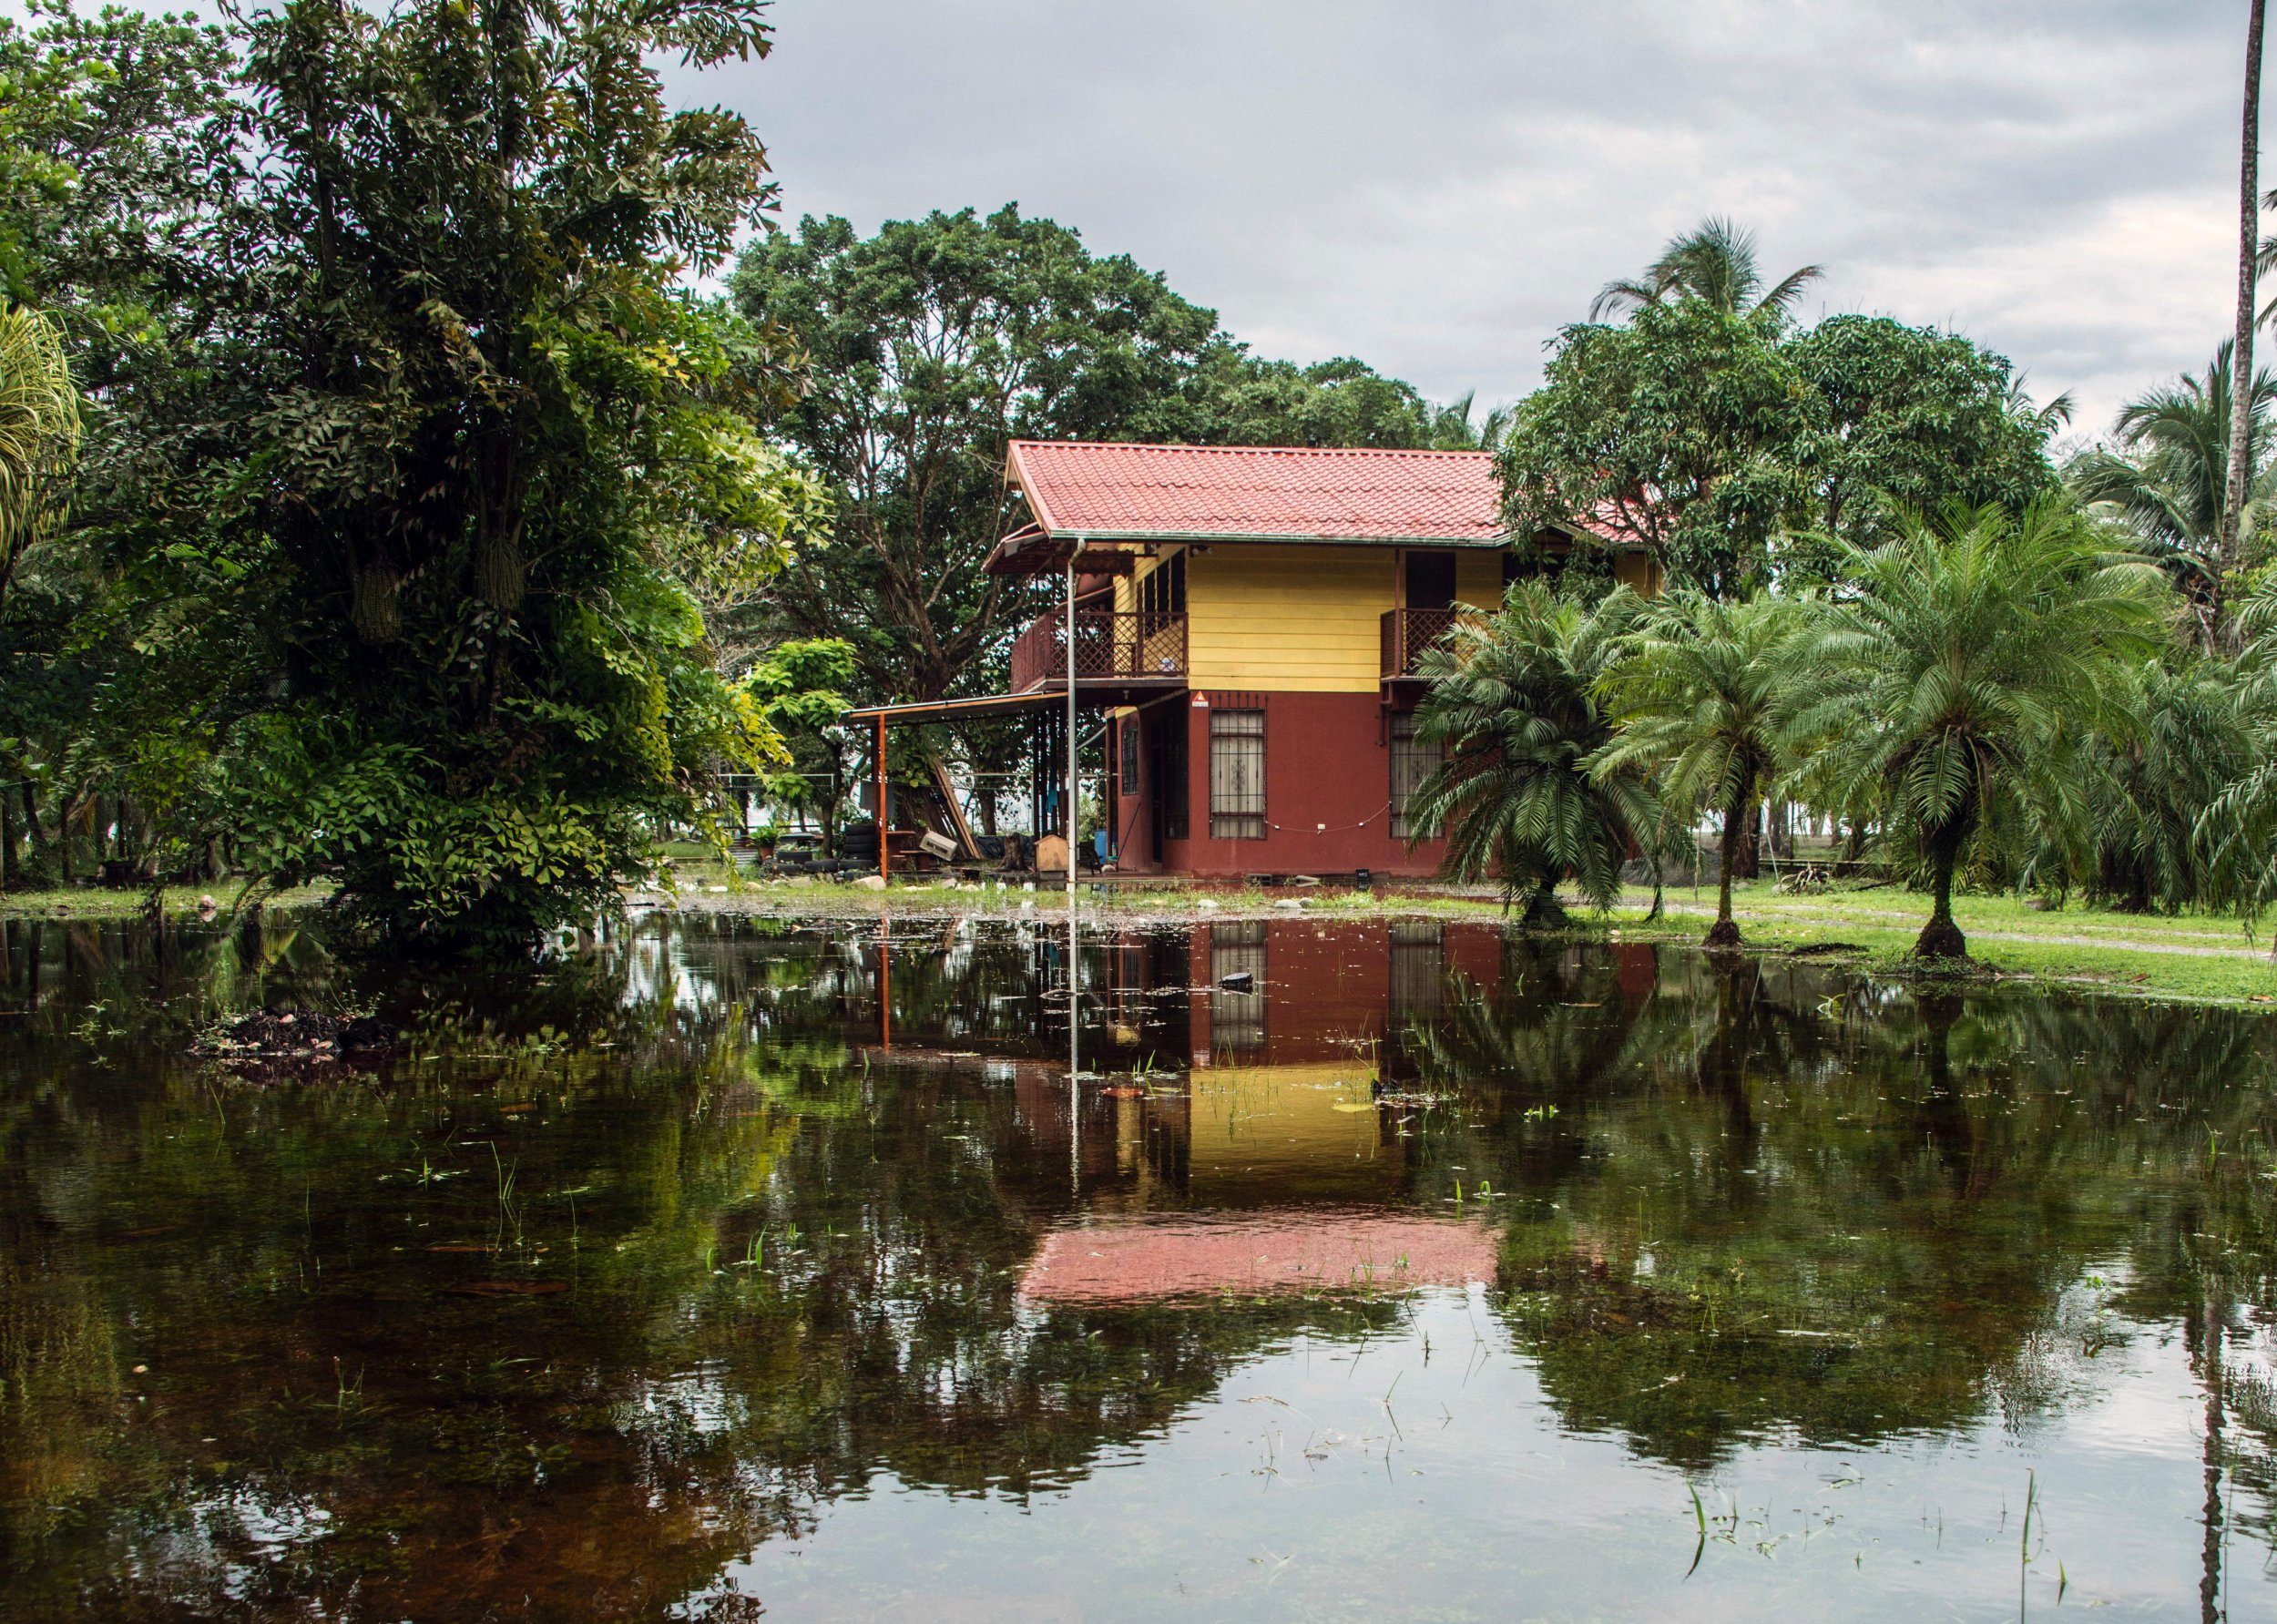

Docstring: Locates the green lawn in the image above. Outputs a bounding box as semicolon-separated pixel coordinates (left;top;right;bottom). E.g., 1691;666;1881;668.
1602;880;2277;1006
0;878;332;919
693;868;2277;1009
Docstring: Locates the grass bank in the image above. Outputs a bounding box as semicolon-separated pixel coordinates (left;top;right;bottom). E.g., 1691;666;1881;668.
0;878;333;919
5;865;2267;1010
672;866;2277;1009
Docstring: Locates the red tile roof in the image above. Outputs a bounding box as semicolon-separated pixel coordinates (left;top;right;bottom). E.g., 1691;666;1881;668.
1006;441;1509;546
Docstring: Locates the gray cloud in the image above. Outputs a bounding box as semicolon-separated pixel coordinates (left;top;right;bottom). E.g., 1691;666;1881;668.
670;0;2260;434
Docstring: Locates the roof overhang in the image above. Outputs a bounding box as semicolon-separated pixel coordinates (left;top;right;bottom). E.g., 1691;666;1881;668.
842;690;1069;724
984;533;1152;578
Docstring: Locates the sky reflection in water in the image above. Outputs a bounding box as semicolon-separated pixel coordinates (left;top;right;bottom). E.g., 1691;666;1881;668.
1;910;2273;1619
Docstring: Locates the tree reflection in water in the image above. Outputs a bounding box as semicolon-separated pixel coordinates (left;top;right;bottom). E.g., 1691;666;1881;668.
0;912;2273;1619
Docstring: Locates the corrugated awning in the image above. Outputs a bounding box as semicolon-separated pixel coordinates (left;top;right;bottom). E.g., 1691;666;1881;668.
841;690;1068;724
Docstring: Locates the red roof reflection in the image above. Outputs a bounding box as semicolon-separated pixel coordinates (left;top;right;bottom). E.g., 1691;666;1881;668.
1019;1212;1496;1304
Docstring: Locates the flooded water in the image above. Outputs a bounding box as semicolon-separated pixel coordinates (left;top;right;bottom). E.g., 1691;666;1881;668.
4;911;2277;1619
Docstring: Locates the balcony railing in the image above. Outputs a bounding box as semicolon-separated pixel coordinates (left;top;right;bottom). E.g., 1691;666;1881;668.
1381;607;1458;679
1010;608;1188;693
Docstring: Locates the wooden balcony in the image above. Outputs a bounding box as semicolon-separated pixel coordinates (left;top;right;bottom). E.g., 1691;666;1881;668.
1381;607;1459;679
1010;608;1189;695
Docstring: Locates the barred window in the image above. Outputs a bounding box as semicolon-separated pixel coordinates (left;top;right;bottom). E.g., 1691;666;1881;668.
1208;709;1265;840
1388;920;1445;1021
1389;711;1438;840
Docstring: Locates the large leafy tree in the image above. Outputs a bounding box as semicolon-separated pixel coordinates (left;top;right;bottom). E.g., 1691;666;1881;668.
1512;220;2068;599
1787;504;2165;960
1502;296;1812;598
1405;584;1659;924
732;207;1222;700
210;0;812;946
1593;592;1799;948
0;0;817;938
1785;314;2063;567
0;6;250;888
731;207;1436;702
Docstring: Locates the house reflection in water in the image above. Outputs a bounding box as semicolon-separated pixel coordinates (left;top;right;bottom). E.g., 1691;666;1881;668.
863;917;1661;1305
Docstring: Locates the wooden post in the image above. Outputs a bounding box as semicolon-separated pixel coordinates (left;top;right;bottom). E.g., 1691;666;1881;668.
875;713;888;883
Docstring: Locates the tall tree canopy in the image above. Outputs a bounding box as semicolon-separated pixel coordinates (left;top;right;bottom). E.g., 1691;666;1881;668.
1506;220;2065;598
1785;314;2064;557
731;207;1438;701
1503;296;1812;598
0;0;818;948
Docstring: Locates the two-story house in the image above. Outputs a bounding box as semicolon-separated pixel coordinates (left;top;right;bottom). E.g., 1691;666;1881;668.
848;440;1657;881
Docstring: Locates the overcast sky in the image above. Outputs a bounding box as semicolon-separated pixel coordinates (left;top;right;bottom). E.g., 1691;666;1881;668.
669;1;2262;439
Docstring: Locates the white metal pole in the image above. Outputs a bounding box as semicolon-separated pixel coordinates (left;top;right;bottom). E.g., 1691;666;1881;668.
1066;546;1083;1141
1066;550;1078;915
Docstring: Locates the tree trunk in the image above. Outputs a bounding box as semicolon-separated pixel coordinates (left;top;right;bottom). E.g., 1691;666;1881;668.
1732;803;1762;880
1;787;15;892
1705;797;1746;950
2222;0;2268;597
1915;823;1970;960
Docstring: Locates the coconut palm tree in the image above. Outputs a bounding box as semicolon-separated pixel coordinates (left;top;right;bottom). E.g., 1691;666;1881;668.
1593;592;1801;949
2067;342;2276;645
1405;584;1659;925
1421;390;1514;452
0;302;79;610
1588;217;1823;325
2200;577;2277;912
1786;502;2166;961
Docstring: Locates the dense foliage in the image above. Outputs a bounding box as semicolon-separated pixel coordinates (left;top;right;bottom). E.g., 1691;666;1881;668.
731;207;1445;701
1505;220;2066;597
0;0;823;948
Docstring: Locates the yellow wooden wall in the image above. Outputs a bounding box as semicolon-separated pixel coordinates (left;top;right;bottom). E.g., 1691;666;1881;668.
1185;544;1394;692
1118;540;1656;695
1612;552;1662;596
1455;550;1501;610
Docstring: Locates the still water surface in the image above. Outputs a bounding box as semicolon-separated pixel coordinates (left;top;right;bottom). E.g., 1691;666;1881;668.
4;912;2277;1619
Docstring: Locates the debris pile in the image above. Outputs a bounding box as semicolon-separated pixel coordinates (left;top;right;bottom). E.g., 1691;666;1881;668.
195;1008;397;1070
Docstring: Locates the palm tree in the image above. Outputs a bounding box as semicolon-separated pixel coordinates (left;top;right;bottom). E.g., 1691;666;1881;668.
1405;584;1659;925
1594;592;1800;949
1589;217;1823;324
1421;390;1514;452
2200;577;2277;912
2225;0;2269;587
0;302;79;610
2061;653;2254;914
1786;503;2165;961
2067;342;2275;645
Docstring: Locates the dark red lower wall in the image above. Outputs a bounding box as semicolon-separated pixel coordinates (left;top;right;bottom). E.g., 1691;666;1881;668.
1114;689;1445;879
